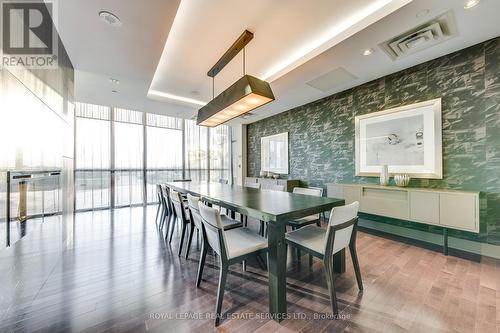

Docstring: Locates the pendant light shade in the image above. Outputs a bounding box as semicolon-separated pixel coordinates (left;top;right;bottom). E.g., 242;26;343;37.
197;75;274;127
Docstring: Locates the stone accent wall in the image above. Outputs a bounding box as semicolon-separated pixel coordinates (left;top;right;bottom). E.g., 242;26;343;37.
247;37;500;245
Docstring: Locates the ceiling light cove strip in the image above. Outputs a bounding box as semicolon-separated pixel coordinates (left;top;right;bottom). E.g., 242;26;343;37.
148;90;206;106
262;0;411;82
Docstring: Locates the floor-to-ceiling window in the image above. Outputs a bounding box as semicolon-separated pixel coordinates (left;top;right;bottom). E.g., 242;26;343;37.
74;104;111;210
146;114;183;202
113;108;144;207
184;120;209;182
209;124;231;183
74;103;232;211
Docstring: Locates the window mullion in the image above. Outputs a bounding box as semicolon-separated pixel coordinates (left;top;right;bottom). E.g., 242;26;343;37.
110;107;115;208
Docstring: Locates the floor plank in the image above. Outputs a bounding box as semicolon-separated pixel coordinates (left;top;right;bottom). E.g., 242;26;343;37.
0;206;498;332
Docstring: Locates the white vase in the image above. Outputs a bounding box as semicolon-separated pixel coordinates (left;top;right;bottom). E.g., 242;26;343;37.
380;165;389;186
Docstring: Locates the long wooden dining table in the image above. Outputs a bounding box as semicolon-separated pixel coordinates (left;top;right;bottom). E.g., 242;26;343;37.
165;181;345;321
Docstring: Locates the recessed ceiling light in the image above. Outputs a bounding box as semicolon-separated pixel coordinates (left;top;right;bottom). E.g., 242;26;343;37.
362;48;374;56
464;0;480;9
99;11;122;27
110;78;119;84
112;90;118;93
416;9;430;18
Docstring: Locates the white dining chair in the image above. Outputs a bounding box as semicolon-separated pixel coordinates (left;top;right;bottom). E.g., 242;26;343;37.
264;184;285;191
198;201;268;326
185;194;242;260
288;187;323;229
169;190;192;257
242;182;267;237
244;182;261;189
285;201;363;316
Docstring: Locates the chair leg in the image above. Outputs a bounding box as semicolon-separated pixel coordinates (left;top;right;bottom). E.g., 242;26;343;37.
168;216;176;243
256;252;267;271
324;259;339;316
178;222;188;256
196;229;200;250
215;264;228;326
349;243;363;291
259;221;264;236
185;224;195;259
164;214;170;240
196;241;208;287
309;254;313;268
291;226;302;265
296;238;301;263
155;203;161;224
159;206;167;230
158;208;163;229
297;248;302;269
165;215;176;244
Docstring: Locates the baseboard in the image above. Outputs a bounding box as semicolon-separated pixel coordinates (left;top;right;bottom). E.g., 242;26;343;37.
358;224;483;262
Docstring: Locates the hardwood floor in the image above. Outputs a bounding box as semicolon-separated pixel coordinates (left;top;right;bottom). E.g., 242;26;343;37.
0;206;498;333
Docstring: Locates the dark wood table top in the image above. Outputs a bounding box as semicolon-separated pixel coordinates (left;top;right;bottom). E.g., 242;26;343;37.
165;181;344;222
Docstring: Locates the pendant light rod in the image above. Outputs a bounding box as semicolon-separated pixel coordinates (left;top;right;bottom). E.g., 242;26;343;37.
243;47;246;75
207;30;253;78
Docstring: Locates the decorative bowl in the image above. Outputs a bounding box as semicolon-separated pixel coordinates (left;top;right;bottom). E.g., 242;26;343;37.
394;174;411;187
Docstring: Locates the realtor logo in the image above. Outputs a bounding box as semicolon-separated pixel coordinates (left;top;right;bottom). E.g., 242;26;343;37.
1;0;58;69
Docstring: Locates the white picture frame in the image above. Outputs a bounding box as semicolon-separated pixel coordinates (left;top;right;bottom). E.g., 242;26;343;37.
355;98;442;179
261;132;289;174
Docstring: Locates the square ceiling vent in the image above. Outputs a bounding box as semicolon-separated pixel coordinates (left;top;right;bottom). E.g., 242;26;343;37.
306;67;358;92
380;11;458;60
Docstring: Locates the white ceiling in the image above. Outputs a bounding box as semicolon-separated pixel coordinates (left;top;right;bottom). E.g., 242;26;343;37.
240;0;500;124
57;0;193;116
149;0;411;104
58;0;500;124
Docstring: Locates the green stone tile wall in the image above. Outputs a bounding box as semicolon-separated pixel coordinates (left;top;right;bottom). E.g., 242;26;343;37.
247;37;500;245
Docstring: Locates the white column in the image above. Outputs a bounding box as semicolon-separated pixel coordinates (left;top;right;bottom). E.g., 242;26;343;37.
230;124;247;186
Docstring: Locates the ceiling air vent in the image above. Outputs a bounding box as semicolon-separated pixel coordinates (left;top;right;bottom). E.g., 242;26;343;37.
306;67;357;92
380;11;458;60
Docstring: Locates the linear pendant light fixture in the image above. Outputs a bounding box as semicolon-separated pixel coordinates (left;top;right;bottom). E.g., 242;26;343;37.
197;30;275;127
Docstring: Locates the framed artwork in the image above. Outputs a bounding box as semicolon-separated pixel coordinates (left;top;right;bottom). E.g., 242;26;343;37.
355;98;442;179
261;132;288;174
